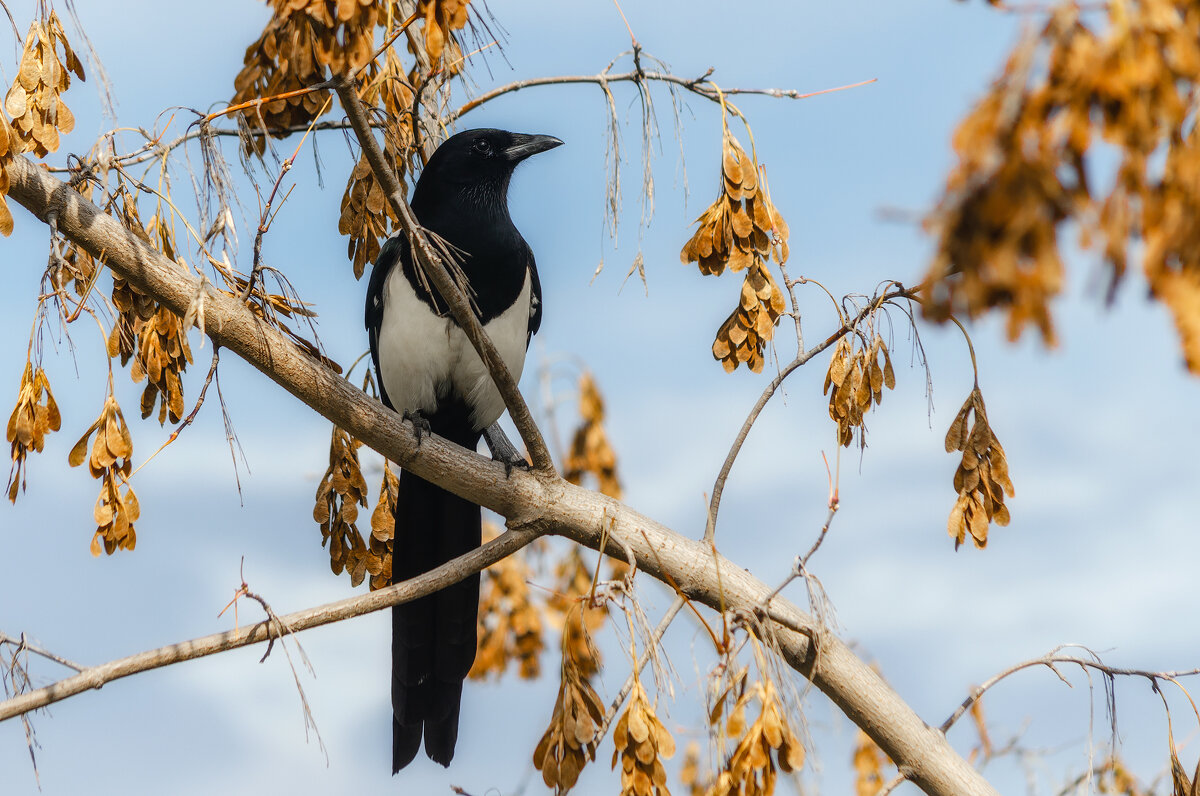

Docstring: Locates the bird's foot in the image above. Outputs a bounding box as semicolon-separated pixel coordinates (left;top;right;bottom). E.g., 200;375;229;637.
403;409;432;446
483;424;531;478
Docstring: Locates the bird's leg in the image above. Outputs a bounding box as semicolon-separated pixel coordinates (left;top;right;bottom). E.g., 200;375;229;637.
483;423;531;477
403;409;432;446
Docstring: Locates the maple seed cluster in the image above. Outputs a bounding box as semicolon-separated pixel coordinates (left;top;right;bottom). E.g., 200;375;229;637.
5;13;84;158
313;426;376;587
367;464;397;590
6;364;61;502
852;729;891;796
924;2;1200;372
0;11;84;236
945;387;1014;550
415;0;471;66
233;0;381;147
823;333;896;448
681;128;790;373
547;548;607;677
611;678;676;796
340;46;419;279
533;622;606;793
69;397;139;556
709;681;805;796
564;372;622;500
470;523;544;680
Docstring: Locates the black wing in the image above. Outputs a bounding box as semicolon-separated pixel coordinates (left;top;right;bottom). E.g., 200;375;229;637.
366;235;408;411
527;255;542;343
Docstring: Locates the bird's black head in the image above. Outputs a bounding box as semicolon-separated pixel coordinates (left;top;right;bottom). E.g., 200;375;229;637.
412;128;563;213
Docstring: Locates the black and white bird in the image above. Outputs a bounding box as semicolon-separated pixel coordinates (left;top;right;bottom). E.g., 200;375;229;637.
364;128;563;772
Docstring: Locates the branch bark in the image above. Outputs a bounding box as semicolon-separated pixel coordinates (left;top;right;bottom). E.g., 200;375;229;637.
5;153;999;796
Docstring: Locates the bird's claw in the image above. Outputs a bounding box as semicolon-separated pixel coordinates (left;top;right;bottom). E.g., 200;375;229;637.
499;454;532;479
403;410;432;446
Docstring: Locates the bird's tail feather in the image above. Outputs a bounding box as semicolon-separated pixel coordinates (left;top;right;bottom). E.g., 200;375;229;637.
391;468;480;772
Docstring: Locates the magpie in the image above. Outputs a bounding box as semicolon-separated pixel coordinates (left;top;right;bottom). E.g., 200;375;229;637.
364;128;563;772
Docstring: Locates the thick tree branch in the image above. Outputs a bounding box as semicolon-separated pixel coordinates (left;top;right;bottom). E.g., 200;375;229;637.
6;154;998;796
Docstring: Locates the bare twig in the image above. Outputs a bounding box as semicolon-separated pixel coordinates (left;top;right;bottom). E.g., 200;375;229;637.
940;649;1200;736
0;522;546;722
449;70;876;121
595;595;687;741
703;285;917;542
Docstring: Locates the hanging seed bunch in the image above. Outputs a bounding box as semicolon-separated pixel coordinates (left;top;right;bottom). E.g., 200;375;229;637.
680;125;790;373
108;276;157;367
339;48;416;279
945;386;1014;550
823;332;895;448
413;0;471;68
470;523;544;680
611;677;676;796
1144;122;1200;372
69;397;138;555
313;425;374;585
232;0;380;150
130;305;193;425
0;111;14;237
546;547;606;677
533;620;606;794
6;363;61;502
366;462;397;590
4;12;84;159
680;742;711;796
711;262;786;374
852;730;890;796
710;680;805;796
564;371;622;500
108;193;159;366
924;2;1200;370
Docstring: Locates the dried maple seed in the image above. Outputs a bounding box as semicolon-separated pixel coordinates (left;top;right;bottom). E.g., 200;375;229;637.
823;333;895;448
314;425;371;585
470;523;545;680
6;363;61;502
681;125;790;372
232;0;383;153
945;387;1015;549
564;372;622;500
533;627;605;792
611;678;675;796
710;680;805;796
69;396;138;555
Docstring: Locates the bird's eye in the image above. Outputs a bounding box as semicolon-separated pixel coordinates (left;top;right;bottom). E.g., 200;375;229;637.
472;138;494;156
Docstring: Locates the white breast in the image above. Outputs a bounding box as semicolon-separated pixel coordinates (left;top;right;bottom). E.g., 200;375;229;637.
377;268;532;432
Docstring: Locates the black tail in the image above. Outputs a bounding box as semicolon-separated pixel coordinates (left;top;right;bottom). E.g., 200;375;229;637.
391;467;481;771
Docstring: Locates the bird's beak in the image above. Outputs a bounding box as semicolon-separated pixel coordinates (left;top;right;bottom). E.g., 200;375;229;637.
503;133;564;162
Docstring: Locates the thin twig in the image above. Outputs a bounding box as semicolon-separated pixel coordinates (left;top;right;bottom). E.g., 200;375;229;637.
450;71;876;121
703;286;917;542
0;522;546;722
595;595;686;741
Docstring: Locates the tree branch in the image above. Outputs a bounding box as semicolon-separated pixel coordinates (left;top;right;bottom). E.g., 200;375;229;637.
5;153;997;796
0;524;544;722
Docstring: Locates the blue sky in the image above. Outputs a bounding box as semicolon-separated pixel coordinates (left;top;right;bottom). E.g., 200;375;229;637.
2;2;1198;794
